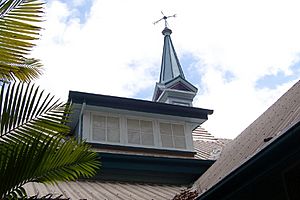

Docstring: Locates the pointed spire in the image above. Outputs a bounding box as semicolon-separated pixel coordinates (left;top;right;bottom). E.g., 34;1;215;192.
159;27;185;83
152;15;198;106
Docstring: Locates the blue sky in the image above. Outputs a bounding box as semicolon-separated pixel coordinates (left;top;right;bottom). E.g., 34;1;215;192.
33;0;300;138
256;61;300;89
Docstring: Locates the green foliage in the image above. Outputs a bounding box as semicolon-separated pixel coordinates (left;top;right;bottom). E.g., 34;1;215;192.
0;0;43;82
0;82;100;199
0;0;101;199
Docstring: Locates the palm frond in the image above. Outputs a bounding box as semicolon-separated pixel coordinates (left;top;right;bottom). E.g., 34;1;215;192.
0;0;44;82
0;133;100;199
0;82;101;198
0;81;69;138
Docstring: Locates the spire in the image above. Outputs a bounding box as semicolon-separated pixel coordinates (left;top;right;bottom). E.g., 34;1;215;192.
152;14;198;106
159;27;185;83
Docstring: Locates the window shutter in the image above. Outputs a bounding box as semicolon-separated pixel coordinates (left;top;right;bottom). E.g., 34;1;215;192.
127;119;140;144
127;119;154;146
141;120;154;145
92;115;106;141
160;123;186;149
160;123;173;147
173;124;186;148
107;117;120;142
92;115;120;143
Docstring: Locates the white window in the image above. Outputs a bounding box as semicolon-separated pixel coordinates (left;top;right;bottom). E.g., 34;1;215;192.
92;115;120;143
127;119;154;146
160;122;186;149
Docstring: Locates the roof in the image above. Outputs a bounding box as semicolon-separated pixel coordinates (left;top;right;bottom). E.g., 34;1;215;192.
192;126;218;141
193;80;300;198
24;181;185;200
193;140;230;160
159;27;185;83
68;91;213;120
192;126;231;160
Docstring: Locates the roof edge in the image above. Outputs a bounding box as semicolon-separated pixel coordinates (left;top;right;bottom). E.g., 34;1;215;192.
69;91;213;119
197;120;300;200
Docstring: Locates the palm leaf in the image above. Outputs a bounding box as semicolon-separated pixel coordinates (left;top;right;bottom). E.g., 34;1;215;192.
0;82;100;198
0;82;69;138
0;134;100;199
0;0;43;82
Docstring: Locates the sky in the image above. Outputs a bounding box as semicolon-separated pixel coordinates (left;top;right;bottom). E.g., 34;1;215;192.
32;0;300;139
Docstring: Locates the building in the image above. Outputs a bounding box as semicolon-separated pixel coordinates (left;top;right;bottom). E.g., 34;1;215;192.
174;80;300;200
24;21;226;199
25;18;300;200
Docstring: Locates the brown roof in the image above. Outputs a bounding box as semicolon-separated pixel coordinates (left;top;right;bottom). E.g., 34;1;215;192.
193;139;230;160
192;126;216;141
192;126;231;160
24;180;184;200
173;188;199;200
192;80;300;197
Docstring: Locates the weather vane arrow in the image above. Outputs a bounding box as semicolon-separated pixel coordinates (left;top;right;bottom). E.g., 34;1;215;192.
153;11;176;28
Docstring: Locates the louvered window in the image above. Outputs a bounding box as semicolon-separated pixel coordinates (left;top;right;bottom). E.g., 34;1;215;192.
160;123;186;149
92;115;120;143
127;119;154;146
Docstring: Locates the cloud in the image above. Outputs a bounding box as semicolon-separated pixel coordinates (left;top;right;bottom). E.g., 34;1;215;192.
32;0;300;138
34;0;159;99
193;63;297;138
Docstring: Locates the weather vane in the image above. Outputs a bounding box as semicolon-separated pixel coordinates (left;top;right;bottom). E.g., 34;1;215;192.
153;11;176;28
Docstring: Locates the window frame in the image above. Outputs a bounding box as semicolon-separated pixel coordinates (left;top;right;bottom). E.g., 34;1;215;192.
126;118;155;146
90;112;121;144
159;121;187;149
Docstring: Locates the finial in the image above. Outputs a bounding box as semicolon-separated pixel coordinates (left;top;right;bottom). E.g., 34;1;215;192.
153;11;176;28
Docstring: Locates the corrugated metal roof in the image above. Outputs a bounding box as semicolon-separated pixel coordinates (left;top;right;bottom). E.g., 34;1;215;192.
193;80;300;197
24;181;185;200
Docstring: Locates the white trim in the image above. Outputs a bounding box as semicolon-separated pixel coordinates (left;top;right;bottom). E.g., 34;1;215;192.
120;116;127;144
153;120;161;147
185;122;194;151
78;102;86;140
82;111;90;141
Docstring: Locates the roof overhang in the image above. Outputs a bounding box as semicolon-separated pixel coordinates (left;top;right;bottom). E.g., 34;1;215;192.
69;91;213;119
68;91;213;134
